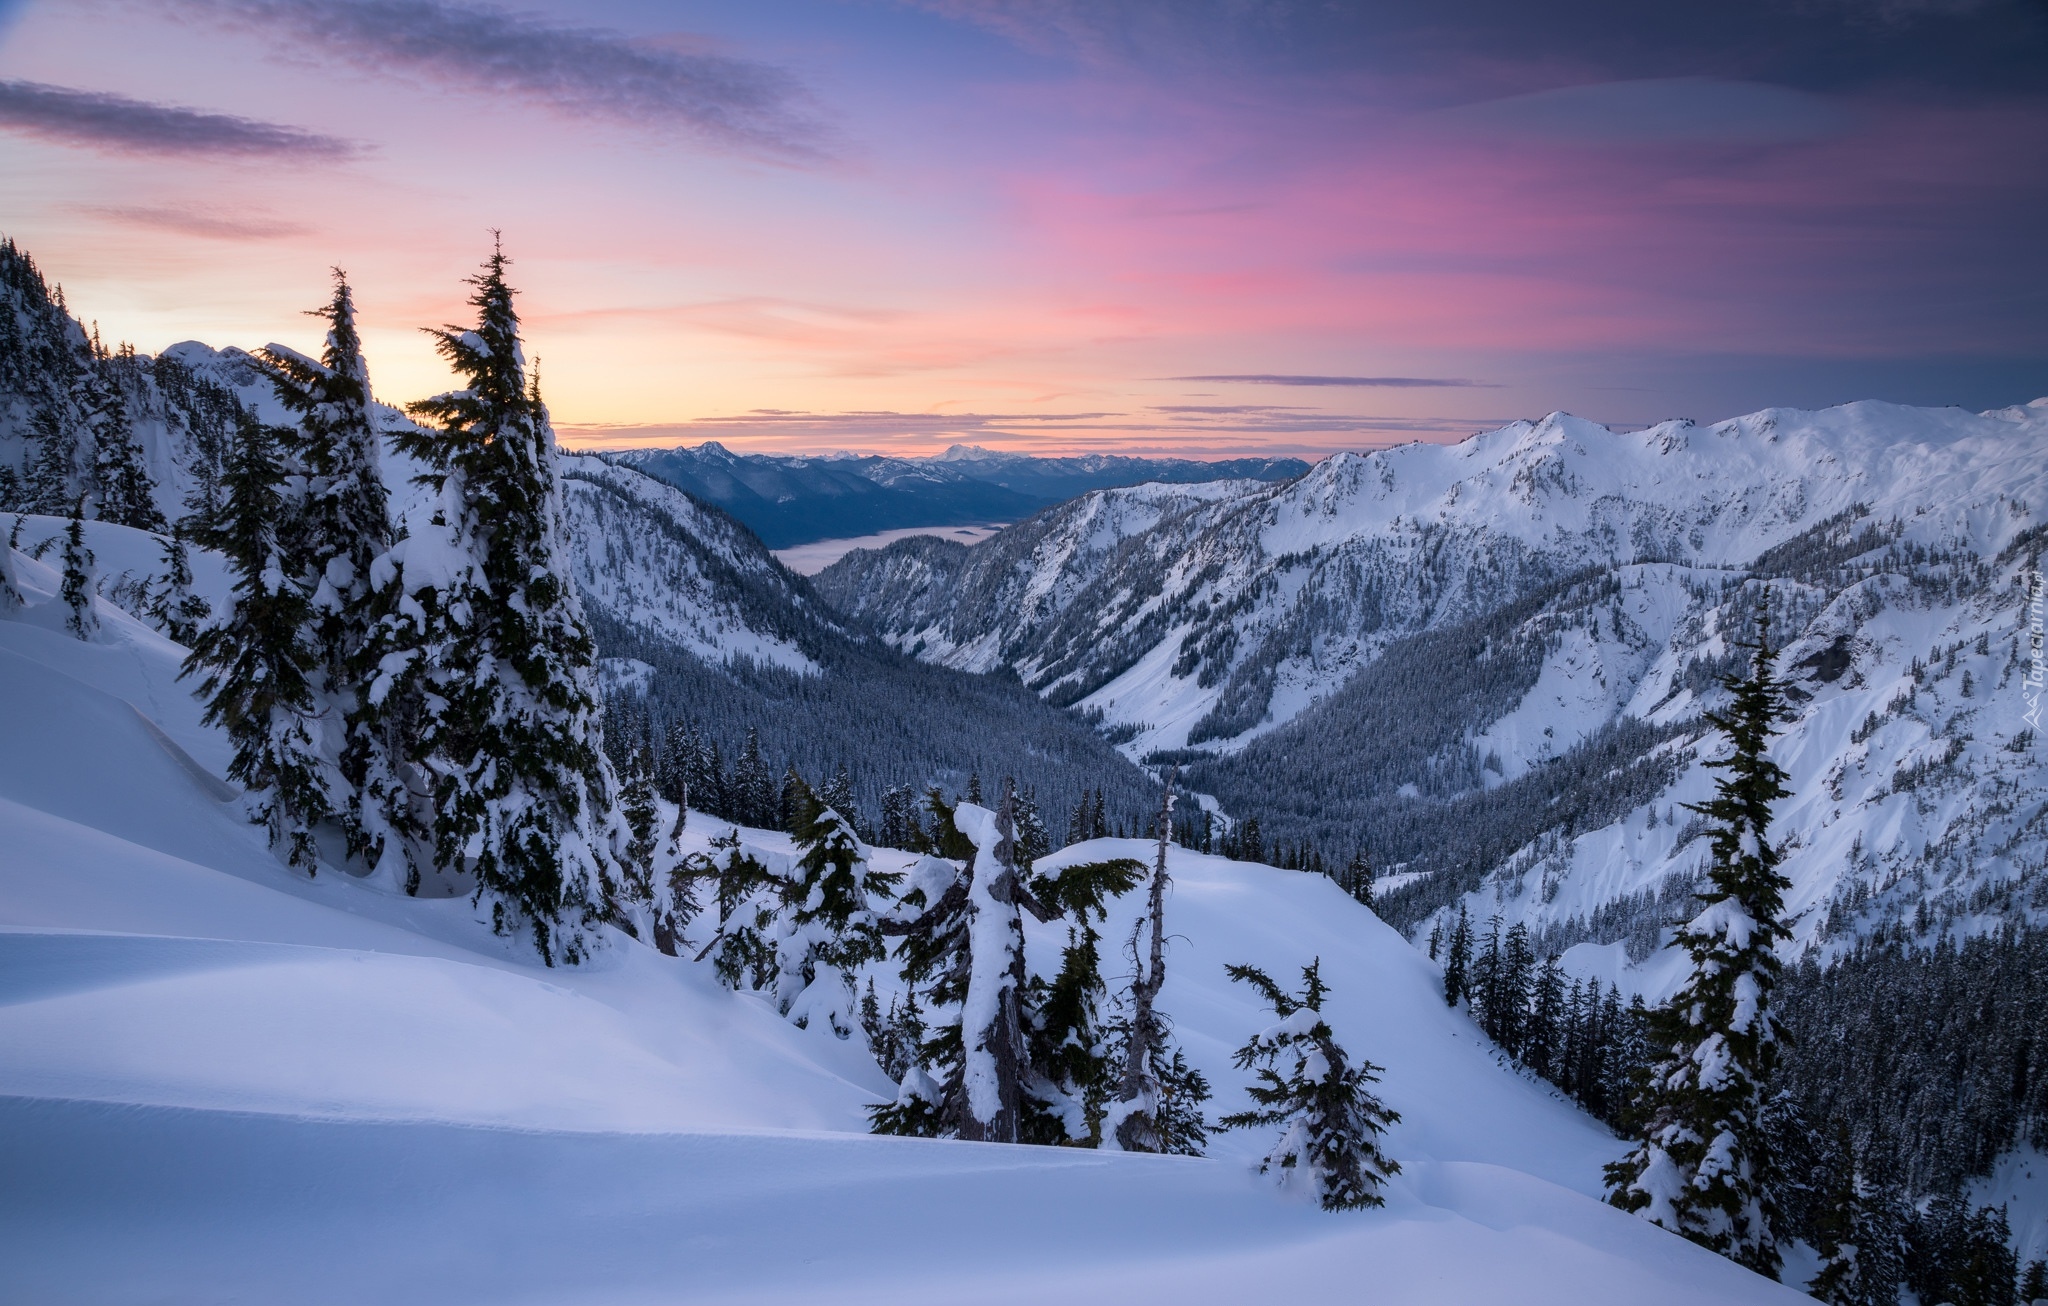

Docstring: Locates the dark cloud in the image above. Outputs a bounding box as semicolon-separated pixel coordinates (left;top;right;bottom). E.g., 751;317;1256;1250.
183;0;828;161
1169;374;1489;388
0;79;354;158
902;0;2048;101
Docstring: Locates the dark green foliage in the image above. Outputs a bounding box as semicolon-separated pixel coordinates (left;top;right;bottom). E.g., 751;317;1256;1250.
1221;959;1401;1210
258;272;393;872
376;243;624;963
58;496;95;639
1908;1190;2019;1306
85;367;162;533
1442;905;1471;1006
1608;621;1793;1277
182;416;329;872
145;529;211;646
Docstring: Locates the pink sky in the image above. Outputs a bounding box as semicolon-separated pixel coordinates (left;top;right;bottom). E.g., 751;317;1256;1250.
1;0;2042;458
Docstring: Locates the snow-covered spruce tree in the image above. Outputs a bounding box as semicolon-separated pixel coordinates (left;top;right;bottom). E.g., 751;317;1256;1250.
1606;618;1793;1276
145;528;211;646
688;776;898;1024
615;742;697;956
257;271;392;868
25;405;77;514
693;828;778;987
84;365;163;532
1808;1121;1891;1306
780;787;902;1033
59;495;97;640
930;783;1045;1141
1220;959;1401;1210
873;784;1065;1142
1028;843;1146;1146
379;242;629;962
182;415;332;871
1442;905;1471;1006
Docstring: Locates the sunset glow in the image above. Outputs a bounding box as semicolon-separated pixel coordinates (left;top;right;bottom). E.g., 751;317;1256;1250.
2;0;2042;456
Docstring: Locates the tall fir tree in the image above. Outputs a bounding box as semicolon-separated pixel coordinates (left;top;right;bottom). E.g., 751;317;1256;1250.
83;366;162;532
183;415;331;871
375;241;628;962
1220;959;1402;1210
1443;905;1472;1006
25;403;76;514
1607;617;1794;1277
258;271;395;871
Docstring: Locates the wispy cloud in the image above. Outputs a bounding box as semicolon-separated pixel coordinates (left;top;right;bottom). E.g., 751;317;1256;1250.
181;0;829;161
0;79;354;158
79;203;311;240
1167;373;1491;388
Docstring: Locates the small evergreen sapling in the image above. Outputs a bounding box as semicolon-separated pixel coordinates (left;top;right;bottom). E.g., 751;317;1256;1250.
1606;617;1794;1277
1221;959;1401;1210
59;495;96;640
145;528;211;646
774;783;902;1035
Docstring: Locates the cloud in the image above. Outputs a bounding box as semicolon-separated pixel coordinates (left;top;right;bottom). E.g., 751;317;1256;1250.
1167;374;1489;388
555;406;1503;458
1426;78;1856;147
0;79;354;158
79;203;310;240
183;0;828;161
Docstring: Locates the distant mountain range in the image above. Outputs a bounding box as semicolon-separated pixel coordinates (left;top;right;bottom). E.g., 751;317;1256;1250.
608;442;1309;548
815;398;2048;977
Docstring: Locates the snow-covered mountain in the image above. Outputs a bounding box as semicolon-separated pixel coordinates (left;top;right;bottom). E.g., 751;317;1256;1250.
0;529;1806;1303
614;439;1308;548
817;401;2048;974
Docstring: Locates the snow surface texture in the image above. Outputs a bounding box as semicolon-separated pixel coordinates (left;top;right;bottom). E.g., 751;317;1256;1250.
0;537;1804;1303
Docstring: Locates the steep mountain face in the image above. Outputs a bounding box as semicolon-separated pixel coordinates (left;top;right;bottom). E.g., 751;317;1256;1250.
817;402;2048;968
552;454;1163;824
613;440;1307;548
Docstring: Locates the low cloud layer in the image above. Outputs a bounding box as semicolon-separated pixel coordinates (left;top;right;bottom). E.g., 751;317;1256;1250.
556;406;1498;458
182;0;827;160
0;79;354;158
1169;374;1488;388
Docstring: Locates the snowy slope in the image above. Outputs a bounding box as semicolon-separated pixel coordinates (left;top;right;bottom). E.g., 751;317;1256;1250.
0;536;1801;1304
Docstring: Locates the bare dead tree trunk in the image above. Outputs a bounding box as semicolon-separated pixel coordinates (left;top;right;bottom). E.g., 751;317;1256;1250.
1112;768;1176;1151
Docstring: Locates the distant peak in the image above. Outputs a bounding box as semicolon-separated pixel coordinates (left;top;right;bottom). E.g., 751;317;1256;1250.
934;443;1001;462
